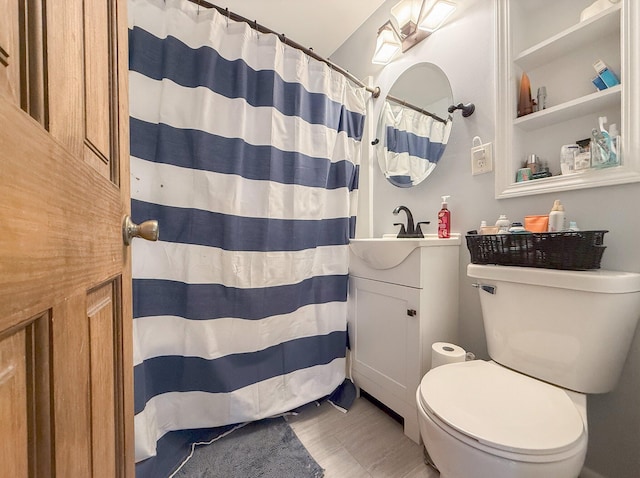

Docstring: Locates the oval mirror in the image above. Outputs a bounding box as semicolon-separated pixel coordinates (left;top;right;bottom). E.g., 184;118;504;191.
376;63;453;188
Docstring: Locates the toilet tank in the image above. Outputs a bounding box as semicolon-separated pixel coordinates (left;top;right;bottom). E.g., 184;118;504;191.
467;264;640;393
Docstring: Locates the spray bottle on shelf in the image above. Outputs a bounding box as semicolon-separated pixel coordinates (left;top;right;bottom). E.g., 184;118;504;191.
438;196;451;238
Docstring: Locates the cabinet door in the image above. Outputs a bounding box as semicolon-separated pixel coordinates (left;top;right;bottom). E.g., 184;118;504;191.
348;277;421;404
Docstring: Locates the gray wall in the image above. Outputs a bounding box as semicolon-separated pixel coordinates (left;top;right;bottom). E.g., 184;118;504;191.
332;1;640;476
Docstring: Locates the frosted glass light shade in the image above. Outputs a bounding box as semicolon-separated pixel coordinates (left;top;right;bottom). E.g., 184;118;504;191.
418;0;456;32
372;22;402;64
391;0;422;37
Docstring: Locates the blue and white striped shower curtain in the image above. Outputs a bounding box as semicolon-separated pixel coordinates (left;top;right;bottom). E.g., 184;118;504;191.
379;101;452;187
128;0;367;464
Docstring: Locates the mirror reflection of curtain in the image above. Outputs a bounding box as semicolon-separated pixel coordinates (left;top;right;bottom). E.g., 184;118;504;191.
380;101;452;187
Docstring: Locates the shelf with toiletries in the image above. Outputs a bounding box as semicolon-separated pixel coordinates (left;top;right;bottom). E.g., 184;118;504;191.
513;85;620;132
495;0;640;198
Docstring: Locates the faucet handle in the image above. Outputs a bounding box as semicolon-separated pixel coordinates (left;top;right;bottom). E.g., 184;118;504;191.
393;223;407;237
416;221;430;237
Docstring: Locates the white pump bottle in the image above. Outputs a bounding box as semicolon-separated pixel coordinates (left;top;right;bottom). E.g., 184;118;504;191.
548;200;566;232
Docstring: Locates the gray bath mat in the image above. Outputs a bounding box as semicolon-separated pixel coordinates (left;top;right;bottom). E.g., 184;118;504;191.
172;417;324;478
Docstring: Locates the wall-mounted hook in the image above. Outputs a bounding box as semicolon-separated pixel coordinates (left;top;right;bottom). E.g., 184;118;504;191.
448;102;475;118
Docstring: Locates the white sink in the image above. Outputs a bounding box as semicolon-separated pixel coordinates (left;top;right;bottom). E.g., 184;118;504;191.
349;234;461;269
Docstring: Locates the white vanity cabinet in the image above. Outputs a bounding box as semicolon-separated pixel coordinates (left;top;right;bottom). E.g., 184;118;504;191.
347;235;460;443
495;0;640;198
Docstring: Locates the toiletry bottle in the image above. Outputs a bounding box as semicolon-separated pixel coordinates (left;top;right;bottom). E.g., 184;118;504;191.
438;196;451;239
517;72;533;117
548;200;566;232
560;144;579;175
609;123;620;164
508;222;527;233
525;154;540;173
591;116;613;168
495;214;510;234
537;86;547;110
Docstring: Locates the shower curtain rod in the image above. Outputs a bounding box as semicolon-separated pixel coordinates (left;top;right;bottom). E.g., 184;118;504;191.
186;0;381;98
385;94;447;124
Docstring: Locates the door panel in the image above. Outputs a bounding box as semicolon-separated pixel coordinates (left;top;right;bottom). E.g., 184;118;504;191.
0;329;29;478
88;281;118;478
51;294;92;477
46;0;84;157
83;0;117;180
0;1;133;476
19;0;48;125
0;311;53;478
25;312;53;478
47;0;122;183
0;0;20;106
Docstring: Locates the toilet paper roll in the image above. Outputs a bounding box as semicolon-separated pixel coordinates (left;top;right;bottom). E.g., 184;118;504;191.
431;342;466;369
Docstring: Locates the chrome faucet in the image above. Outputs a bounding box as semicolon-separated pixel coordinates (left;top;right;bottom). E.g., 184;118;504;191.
393;206;430;238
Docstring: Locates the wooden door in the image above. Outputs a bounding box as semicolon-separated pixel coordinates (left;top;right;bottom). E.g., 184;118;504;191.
0;1;133;477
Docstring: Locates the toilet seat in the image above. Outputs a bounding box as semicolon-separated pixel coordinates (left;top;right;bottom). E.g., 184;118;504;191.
419;361;586;457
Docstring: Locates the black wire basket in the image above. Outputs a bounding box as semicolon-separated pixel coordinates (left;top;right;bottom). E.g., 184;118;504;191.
465;231;608;270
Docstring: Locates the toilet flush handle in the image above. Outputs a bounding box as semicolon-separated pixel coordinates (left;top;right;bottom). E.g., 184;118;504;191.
471;283;496;294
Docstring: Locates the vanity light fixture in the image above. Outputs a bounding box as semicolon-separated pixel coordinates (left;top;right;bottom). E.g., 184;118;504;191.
391;0;423;38
373;0;457;64
418;0;457;32
371;21;402;65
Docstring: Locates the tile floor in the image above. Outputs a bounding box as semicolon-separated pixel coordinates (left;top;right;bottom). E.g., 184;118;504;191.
287;395;439;478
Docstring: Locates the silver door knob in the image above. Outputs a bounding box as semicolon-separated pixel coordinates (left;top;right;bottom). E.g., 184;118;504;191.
123;215;159;245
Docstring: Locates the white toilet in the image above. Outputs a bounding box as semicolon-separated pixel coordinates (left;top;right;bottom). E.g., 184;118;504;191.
416;264;640;478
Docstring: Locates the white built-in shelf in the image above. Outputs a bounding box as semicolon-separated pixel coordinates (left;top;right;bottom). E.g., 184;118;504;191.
514;5;622;72
495;0;640;199
514;85;621;131
499;165;640;198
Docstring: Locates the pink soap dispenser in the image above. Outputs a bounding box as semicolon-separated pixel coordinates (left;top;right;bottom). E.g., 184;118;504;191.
438;195;451;239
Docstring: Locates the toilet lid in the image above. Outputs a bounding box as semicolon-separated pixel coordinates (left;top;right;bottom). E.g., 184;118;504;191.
419;361;585;455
